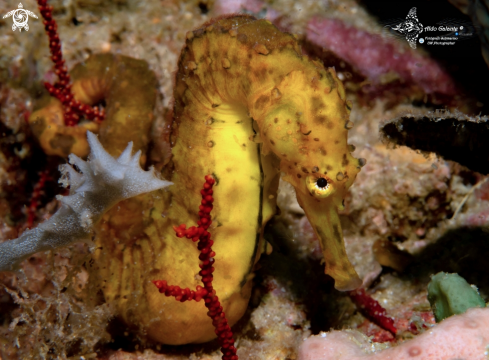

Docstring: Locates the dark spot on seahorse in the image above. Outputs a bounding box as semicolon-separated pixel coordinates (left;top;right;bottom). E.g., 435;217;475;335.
346;102;352;111
302;130;312;135
335;140;339;144
314;138;320;141
236;120;243;124
49;133;75;155
332;224;342;244
255;67;267;79
270;139;275;145
312;166;319;173
255;95;270;110
316;115;327;124
297;173;302;178
319;147;327;156
237;33;248;43
342;154;349;166
326;165;333;171
312;97;326;111
301;167;309;173
212;104;220;108
274;118;279;123
326;121;334;129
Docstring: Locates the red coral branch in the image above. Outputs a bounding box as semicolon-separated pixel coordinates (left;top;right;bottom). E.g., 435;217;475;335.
26;170;53;229
349;288;397;336
37;0;105;126
152;175;238;360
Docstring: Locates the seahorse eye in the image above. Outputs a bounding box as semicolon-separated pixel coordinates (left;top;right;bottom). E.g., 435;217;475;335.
306;175;334;198
316;177;328;189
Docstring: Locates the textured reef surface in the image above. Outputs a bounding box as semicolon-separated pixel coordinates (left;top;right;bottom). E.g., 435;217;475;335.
0;0;488;359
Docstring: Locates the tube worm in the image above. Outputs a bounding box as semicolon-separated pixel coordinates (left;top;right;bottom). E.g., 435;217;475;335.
91;15;364;345
28;53;158;162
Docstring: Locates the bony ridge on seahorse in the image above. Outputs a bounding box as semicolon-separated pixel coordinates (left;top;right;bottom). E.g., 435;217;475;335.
28;15;365;345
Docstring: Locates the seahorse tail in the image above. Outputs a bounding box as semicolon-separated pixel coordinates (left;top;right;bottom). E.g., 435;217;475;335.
29;53;158;162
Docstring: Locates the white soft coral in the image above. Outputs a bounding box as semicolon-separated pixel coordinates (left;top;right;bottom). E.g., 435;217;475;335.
0;131;172;271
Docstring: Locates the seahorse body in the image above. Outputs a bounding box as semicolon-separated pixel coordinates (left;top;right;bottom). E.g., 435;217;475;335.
172;14;363;292
30;16;363;345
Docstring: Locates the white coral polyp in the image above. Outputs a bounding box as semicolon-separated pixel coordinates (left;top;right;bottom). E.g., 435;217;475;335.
0;131;172;271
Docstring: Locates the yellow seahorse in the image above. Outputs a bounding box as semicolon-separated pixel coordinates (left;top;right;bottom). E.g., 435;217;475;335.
29;15;364;345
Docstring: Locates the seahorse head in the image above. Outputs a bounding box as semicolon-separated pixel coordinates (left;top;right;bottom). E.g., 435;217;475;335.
252;58;364;291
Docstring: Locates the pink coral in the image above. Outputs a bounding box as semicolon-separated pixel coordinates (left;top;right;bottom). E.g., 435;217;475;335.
298;308;489;360
306;17;456;96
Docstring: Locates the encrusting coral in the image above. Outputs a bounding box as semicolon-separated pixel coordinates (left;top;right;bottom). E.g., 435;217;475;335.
0;131;172;272
298;307;489;360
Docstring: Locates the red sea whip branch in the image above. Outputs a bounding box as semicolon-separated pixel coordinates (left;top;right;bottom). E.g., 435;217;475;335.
26;169;53;229
349;288;397;336
152;175;238;360
37;0;105;126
